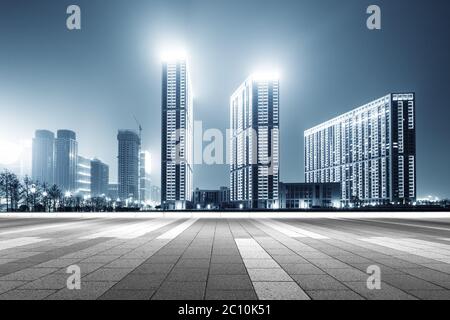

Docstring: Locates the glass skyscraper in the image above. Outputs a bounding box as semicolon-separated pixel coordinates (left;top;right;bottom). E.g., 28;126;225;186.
304;93;416;205
91;158;109;197
55;130;78;192
229;74;280;209
76;155;91;196
32;130;55;186
161;57;193;210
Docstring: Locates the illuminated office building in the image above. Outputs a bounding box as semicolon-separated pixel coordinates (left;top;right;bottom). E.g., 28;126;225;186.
304;93;416;205
230;74;280;209
55;130;78;192
161;56;193;210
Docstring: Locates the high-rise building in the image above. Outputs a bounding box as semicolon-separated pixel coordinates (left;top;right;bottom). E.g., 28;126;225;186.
304;93;416;205
32;130;55;185
230;74;280;209
161;56;193;210
117;130;140;201
108;183;119;201
150;185;161;205
76;155;91;196
90;158;109;197
55;130;78;192
139;151;151;203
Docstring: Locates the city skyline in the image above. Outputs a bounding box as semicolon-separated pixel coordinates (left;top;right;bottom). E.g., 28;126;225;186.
1;0;450;199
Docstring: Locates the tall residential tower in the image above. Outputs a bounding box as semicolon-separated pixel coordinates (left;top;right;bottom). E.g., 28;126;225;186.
161;56;193;210
304;93;416;205
230;74;280;209
117;130;140;201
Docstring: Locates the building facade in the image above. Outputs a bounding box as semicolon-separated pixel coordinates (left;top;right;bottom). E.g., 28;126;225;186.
91;158;109;197
219;186;231;208
230;74;280;209
54;130;78;192
161;57;194;210
150;185;161;206
279;182;341;209
108;183;119;201
304;93;416;205
117;130;140;201
139;151;151;203
76;155;91;196
32;130;55;185
193;189;220;209
192;187;231;210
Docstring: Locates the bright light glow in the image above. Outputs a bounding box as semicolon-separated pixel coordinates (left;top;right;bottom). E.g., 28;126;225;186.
161;49;188;62
0;140;22;165
251;71;280;81
143;151;152;175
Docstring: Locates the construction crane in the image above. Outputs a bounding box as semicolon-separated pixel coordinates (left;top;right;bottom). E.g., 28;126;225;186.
133;114;142;143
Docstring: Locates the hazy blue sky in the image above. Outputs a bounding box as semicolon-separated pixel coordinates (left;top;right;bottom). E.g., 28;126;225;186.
0;0;449;199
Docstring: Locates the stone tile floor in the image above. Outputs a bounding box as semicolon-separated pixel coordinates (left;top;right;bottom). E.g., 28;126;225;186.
1;215;450;300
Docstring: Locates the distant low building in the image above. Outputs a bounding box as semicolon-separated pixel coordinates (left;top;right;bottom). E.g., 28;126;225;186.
193;189;220;209
193;187;231;210
279;182;341;209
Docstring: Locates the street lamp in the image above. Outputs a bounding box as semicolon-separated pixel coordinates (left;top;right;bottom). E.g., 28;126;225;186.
42;191;48;212
30;184;36;212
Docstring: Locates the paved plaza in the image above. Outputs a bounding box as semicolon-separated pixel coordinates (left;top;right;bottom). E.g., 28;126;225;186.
1;213;450;300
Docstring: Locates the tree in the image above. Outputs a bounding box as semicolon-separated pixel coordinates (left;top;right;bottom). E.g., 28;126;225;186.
0;170;21;212
22;175;33;211
9;175;21;211
0;170;7;211
48;184;62;212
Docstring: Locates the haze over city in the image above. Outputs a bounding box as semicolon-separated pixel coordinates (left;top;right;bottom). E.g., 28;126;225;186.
1;0;450;199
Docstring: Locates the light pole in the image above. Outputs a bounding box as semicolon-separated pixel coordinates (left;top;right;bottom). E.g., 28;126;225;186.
30;184;36;212
42;191;48;212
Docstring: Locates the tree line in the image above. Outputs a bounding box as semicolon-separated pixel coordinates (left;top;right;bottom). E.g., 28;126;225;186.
0;169;130;212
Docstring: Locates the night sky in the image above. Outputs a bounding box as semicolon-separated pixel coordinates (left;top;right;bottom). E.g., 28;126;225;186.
0;0;449;199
